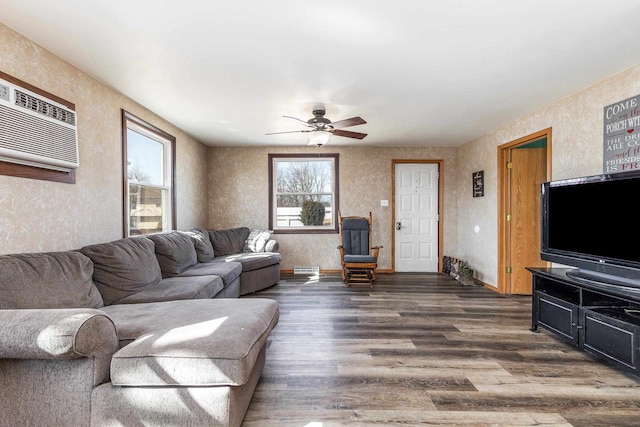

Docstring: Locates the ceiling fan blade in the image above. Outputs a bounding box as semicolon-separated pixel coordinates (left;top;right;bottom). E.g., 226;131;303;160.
330;116;367;128
332;129;368;140
265;129;311;135
283;115;314;127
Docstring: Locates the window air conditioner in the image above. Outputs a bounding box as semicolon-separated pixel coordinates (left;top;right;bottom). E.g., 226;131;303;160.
0;77;78;171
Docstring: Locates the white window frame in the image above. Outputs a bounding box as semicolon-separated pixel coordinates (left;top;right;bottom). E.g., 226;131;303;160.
269;153;339;234
122;110;175;236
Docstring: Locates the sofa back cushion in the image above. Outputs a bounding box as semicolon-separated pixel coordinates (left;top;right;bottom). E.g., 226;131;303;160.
80;237;162;305
209;227;251;256
147;231;198;277
184;228;215;262
0;251;104;309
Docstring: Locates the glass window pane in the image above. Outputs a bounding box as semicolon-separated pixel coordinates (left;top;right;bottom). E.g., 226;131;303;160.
276;194;333;227
127;128;164;186
275;159;333;194
129;183;166;235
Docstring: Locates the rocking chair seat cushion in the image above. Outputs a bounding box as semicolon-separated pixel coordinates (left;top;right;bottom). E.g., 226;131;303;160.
344;254;376;264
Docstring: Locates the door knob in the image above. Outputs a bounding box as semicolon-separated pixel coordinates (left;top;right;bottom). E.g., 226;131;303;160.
396;222;402;230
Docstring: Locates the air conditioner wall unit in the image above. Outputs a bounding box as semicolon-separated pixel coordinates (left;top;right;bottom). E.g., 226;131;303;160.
0;76;78;171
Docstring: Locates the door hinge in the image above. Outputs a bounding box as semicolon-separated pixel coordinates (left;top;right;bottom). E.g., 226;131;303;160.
506;266;512;274
507;161;513;169
506;214;512;221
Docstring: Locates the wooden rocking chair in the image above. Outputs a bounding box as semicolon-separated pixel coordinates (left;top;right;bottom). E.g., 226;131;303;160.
337;211;382;286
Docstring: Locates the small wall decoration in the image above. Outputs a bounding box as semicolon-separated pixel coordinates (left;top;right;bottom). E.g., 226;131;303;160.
603;94;640;174
473;170;484;197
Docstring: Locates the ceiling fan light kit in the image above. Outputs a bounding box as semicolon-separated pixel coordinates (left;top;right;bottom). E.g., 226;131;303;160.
308;130;332;146
266;107;367;146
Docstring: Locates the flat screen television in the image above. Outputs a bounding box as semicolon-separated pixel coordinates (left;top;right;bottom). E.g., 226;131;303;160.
541;169;640;289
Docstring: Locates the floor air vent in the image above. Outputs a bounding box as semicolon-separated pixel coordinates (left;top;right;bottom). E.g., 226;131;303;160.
294;266;320;275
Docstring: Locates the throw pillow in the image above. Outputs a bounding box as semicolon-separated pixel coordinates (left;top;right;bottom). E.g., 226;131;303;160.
244;229;273;252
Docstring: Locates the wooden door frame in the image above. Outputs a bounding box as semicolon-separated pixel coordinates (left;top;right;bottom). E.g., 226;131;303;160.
497;128;552;294
391;159;444;273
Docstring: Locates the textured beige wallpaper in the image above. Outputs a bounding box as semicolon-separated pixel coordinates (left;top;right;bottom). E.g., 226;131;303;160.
456;63;640;288
208;64;640;281
4;21;638;288
208;145;458;271
0;23;208;255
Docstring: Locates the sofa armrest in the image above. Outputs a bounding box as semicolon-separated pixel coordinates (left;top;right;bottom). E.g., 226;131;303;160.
264;239;279;252
0;308;118;360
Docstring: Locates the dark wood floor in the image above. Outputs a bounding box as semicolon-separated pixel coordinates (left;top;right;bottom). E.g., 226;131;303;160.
242;273;640;426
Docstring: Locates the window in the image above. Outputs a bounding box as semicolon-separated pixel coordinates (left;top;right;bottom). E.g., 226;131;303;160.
122;110;175;236
269;153;339;233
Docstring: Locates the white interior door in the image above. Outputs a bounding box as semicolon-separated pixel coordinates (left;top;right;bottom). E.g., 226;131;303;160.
394;163;439;272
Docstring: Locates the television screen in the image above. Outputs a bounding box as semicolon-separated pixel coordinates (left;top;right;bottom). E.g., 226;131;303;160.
541;170;640;287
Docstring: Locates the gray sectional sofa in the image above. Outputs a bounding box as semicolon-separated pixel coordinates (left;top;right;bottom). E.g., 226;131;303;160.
0;227;281;426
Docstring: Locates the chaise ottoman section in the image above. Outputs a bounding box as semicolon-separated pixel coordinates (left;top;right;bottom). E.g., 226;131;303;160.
101;298;279;373
95;298;279;426
91;346;266;427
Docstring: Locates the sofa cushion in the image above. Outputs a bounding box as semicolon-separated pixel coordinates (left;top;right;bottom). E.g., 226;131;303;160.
177;261;242;287
111;275;224;306
104;298;280;386
212;252;282;272
208;227;250;256
184;228;215;262
243;229;273;252
80;237;162;306
147;231;198;278
0;251;104;309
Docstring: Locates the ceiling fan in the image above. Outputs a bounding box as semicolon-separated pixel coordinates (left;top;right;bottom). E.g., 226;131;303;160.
266;107;367;146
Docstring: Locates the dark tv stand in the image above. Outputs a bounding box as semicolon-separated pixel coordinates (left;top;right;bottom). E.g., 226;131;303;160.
528;267;640;377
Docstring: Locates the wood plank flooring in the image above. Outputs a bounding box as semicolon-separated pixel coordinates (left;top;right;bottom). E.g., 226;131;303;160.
242;273;640;426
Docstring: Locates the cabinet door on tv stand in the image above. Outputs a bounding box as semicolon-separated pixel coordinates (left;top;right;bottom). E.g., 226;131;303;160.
580;308;639;374
535;292;580;345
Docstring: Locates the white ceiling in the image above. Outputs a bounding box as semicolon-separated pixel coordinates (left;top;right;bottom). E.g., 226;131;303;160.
2;1;640;147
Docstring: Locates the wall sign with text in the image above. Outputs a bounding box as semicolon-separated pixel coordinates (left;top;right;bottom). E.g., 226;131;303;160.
603;94;640;174
473;170;484;197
